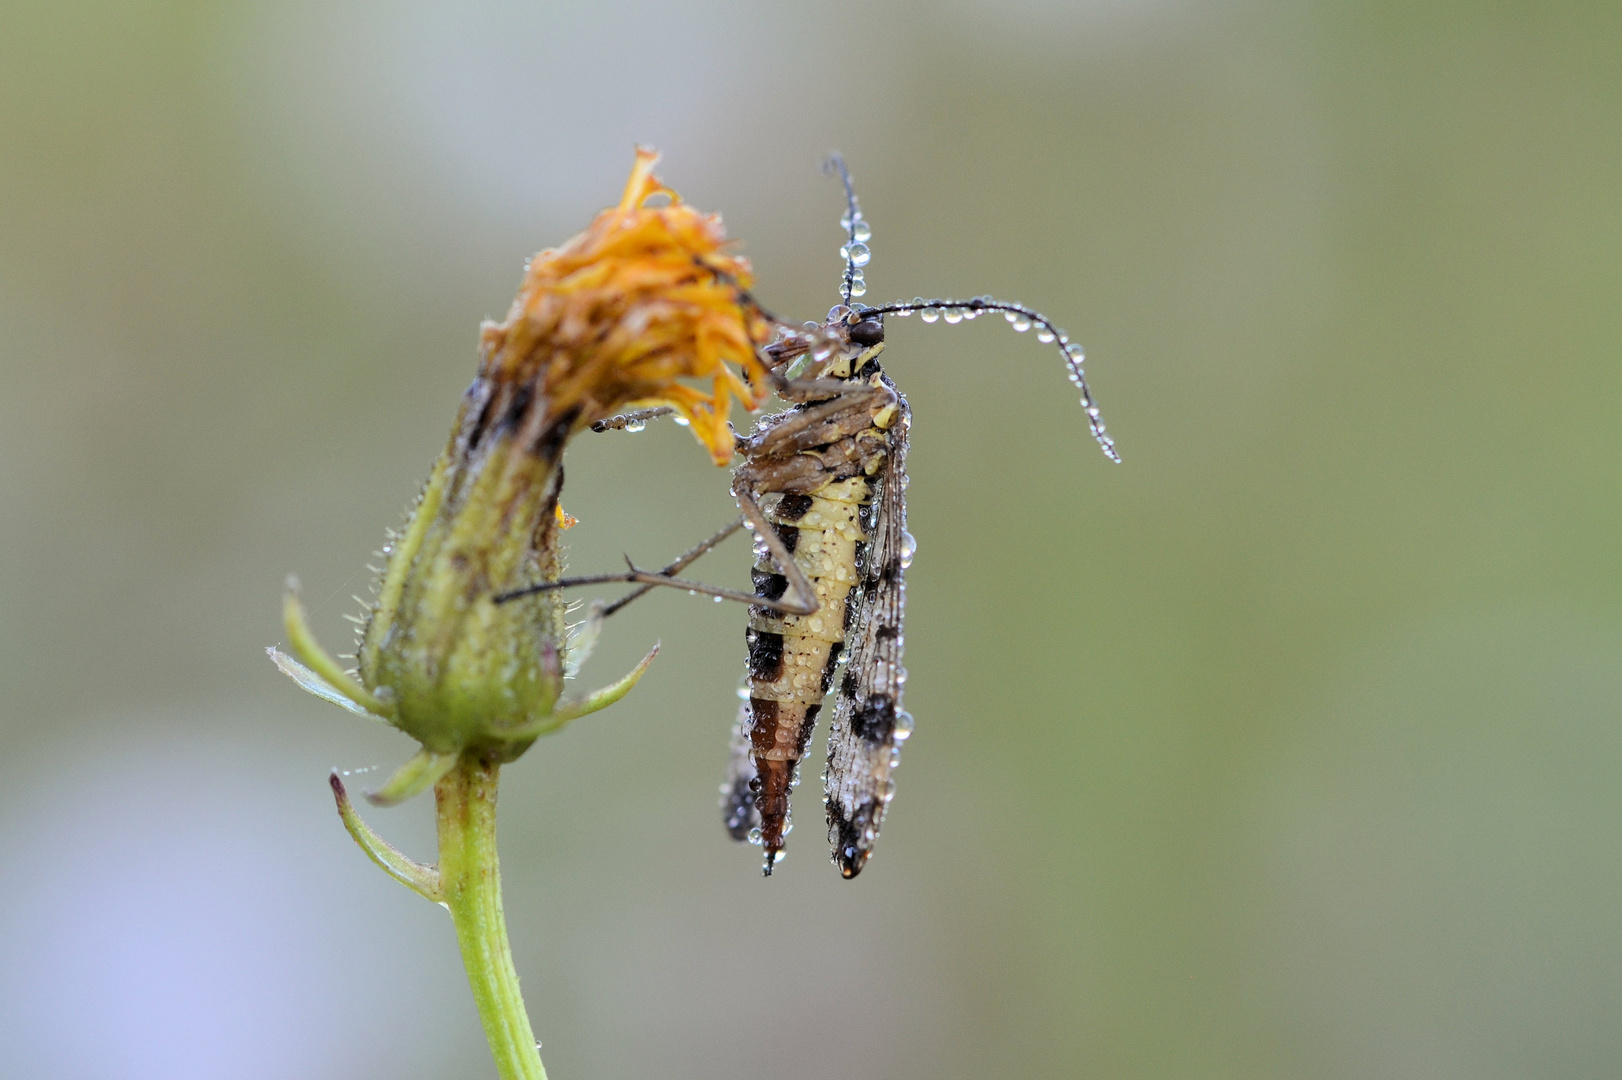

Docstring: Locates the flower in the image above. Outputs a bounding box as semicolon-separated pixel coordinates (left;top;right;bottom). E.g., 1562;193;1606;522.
271;147;765;803
478;145;774;466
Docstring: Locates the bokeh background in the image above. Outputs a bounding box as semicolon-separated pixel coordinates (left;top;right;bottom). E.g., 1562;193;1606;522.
4;1;1621;1077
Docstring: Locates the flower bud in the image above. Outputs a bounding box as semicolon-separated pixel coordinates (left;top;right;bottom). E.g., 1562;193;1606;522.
275;147;768;786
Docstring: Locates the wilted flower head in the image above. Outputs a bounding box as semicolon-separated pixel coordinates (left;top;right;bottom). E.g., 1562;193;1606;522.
273;148;767;800
479;145;774;466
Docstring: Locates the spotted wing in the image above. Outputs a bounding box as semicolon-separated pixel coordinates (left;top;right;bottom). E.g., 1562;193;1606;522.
720;697;761;840
823;388;912;878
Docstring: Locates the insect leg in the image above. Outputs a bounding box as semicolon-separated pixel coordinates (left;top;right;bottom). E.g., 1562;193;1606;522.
733;485;818;617
600;518;744;617
590;406;675;432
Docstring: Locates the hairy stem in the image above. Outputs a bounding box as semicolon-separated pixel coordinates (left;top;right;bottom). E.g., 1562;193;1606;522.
435;754;547;1080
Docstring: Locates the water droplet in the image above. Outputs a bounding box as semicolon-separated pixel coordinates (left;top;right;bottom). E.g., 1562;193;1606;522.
1065;343;1084;360
736;684;751;699
943;308;964;324
1086;406;1101;419
623;418;647;433
849;277;867;297
845;242;871;267
1005;311;1020;324
893;711;915;740
896;667;908;685
899;530;917;569
1011;316;1032;332
962;308;977;320
1036;328;1056;343
852;221;872;242
894;307;913;316
882;779;896;802
747;827;763;845
913;296;926;308
828;304;853;323
920;307;940;323
673;415;691;427
713;595;724;603
1057;332;1069;345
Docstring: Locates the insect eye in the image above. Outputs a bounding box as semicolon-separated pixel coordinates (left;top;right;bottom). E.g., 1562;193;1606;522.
849;318;884;347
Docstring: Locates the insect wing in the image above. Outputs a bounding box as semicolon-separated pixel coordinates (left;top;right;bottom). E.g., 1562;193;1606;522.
824;388;911;878
721;697;762;840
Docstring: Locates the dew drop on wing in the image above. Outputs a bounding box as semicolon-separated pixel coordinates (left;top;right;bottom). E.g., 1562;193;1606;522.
893;711;914;740
899;530;917;569
882;779;896;802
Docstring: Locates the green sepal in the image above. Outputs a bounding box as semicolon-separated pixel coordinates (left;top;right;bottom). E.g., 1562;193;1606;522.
366;748;461;808
329;771;442;903
563;601;607;679
266;646;386;721
551;641;659;724
282;578;391;718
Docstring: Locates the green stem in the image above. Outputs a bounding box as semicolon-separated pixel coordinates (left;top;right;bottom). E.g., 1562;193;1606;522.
435;754;547;1080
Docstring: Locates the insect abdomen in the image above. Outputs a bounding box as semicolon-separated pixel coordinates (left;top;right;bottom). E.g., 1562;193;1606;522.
745;476;871;870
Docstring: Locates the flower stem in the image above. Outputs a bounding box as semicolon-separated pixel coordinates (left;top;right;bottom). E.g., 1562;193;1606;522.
435;754;547;1080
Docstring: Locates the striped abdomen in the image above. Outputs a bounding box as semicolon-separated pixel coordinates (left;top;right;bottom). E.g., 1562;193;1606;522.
745;476;871;870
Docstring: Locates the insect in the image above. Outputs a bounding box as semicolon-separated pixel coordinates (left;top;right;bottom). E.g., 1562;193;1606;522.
501;156;1117;878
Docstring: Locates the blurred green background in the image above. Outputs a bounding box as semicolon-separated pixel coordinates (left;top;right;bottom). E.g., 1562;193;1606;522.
4;1;1621;1077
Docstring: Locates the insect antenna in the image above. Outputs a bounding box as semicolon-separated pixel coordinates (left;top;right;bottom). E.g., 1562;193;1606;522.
853;296;1120;462
822;153;871;303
